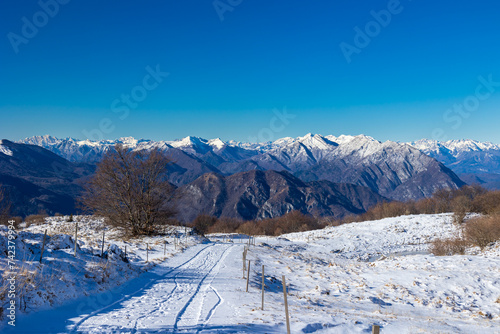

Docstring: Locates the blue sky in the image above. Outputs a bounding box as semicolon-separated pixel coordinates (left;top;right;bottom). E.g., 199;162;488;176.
1;0;500;143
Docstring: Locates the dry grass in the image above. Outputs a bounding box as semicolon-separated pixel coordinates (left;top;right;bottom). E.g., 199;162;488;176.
0;263;52;313
430;237;468;256
85;260;112;284
24;214;48;227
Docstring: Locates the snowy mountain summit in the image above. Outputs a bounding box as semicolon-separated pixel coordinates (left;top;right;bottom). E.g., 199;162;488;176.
17;133;466;201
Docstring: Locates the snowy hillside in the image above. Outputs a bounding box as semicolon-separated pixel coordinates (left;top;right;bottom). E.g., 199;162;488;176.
2;213;499;333
0;216;201;332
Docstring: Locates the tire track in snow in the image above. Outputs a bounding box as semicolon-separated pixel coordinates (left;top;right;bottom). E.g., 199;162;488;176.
70;244;215;333
173;244;234;332
195;286;223;334
132;244;220;332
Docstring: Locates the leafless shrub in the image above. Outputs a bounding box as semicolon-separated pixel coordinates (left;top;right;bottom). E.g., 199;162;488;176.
464;215;500;250
319;216;343;227
414;198;438;215
25;214;48;226
79;145;176;236
273;211;322;235
472;191;500;215
451;195;471;224
235;220;259;236
189;214;217;236
430;237;468;256
207;217;242;234
231;211;323;236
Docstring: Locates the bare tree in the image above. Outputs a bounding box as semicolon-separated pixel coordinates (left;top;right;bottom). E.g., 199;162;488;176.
79;145;176;236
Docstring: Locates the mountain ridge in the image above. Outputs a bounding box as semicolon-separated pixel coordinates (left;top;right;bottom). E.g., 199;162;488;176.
410;138;500;189
17;134;467;201
173;170;387;223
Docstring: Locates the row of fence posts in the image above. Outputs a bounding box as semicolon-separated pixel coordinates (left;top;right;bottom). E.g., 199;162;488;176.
242;235;381;334
38;229;381;332
243;239;290;334
39;224;185;264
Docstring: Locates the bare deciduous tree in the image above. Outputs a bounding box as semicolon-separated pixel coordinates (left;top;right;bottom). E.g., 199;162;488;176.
79;145;176;236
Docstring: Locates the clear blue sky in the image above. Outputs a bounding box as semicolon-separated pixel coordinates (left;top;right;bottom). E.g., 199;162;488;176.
1;0;500;143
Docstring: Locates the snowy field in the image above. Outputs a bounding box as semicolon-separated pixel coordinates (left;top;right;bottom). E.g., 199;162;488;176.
1;214;499;333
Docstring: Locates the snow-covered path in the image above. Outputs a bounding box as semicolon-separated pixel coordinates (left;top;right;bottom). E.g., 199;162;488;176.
7;242;262;334
71;243;234;333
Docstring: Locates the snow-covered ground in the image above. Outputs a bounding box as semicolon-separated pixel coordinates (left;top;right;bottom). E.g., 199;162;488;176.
0;216;201;332
1;213;499;333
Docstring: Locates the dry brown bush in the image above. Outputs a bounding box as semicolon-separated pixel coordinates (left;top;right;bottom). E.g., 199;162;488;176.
432;188;454;213
414;198;438;214
430;237;468;256
236;221;259;236
207;217;242;234
189;214;217;236
319;216;343;227
472;191;500;214
257;218;276;235
464;215;500;250
25;214;48;226
451;195;472;224
193;211;323;236
272;211;322;235
343;185;490;224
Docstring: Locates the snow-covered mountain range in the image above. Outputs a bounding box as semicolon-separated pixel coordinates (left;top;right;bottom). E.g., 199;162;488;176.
17;134;466;201
410;139;500;189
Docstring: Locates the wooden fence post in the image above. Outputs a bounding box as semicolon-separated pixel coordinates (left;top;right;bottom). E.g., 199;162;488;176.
101;230;105;257
261;265;265;310
282;275;290;334
39;229;47;263
74;222;78;257
246;260;251;292
242;250;246;278
372;325;380;334
146;243;149;262
124;245;127;259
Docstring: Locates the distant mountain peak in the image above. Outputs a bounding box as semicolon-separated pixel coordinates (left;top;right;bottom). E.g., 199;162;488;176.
208;138;226;150
296;133;334;150
170;136;206;147
410;138;500;153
